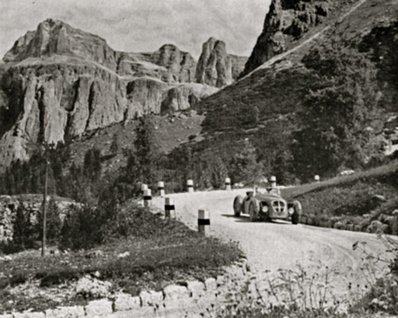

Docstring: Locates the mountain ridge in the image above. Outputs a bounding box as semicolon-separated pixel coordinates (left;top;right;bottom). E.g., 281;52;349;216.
0;19;246;169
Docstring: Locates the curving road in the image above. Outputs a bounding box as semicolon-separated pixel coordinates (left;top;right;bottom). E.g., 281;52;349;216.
153;189;392;304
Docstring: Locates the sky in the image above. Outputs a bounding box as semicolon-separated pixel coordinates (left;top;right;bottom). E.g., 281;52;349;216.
0;0;270;60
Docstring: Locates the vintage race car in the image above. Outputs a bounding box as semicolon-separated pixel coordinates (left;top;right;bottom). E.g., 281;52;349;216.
233;190;302;224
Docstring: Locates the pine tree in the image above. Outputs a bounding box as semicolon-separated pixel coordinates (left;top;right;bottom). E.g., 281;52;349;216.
36;197;62;243
133;116;159;185
12;202;34;250
84;148;102;182
230;139;263;185
110;133;120;154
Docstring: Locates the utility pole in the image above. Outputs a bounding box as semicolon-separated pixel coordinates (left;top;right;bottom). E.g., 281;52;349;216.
41;144;49;257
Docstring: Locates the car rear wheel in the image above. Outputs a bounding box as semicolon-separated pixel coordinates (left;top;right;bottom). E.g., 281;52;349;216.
291;200;302;225
249;199;260;222
233;195;243;217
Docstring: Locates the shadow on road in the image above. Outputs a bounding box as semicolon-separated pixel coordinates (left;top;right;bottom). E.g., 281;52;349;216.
221;214;292;225
221;214;237;218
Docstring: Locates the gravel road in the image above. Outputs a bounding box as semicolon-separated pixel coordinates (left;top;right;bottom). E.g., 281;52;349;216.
153;189;392;304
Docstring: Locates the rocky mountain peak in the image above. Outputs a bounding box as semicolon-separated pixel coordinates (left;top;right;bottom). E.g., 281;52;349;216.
196;37;247;88
149;44;197;83
241;0;349;76
3;18;117;70
204;37;224;48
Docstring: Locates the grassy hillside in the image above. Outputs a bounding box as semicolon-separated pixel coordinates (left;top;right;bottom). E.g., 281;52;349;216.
201;0;398;125
191;0;398;183
68;112;205;174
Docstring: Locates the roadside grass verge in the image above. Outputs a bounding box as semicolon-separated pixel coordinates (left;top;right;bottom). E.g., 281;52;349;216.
281;161;398;233
282;160;398;199
0;204;242;313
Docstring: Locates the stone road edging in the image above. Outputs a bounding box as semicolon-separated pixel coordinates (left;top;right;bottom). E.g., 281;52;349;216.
1;258;255;318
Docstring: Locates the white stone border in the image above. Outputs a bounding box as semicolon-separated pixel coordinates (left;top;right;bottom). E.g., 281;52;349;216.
1;259;251;318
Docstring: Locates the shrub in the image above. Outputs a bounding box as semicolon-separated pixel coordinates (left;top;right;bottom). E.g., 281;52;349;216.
102;202;182;241
36;198;62;244
12;202;35;251
59;205;104;250
58;199;196;250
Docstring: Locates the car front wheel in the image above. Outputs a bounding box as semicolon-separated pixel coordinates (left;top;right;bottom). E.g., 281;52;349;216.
291;200;302;225
249;199;260;222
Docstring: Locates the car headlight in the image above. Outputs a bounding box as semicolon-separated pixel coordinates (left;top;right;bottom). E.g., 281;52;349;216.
261;205;269;213
288;207;295;215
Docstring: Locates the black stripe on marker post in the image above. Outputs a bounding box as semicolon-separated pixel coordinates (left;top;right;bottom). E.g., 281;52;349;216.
198;219;210;226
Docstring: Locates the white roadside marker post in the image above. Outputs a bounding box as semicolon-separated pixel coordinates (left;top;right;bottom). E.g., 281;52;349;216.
225;178;232;191
314;175;320;183
393;210;398;235
143;189;152;207
187;179;194;193
198;209;210;235
158;181;165;197
165;197;175;219
141;183;148;193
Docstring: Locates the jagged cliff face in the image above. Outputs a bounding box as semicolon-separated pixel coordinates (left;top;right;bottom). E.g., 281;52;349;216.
161;83;219;113
0;62;127;168
0;19;227;169
241;0;357;76
196;38;247;88
116;44;197;83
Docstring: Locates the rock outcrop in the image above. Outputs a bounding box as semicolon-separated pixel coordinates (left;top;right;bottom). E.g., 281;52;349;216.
0;62;126;152
161;83;218;114
116;53;170;81
241;0;355;76
125;77;169;117
116;45;197;83
196;38;247;88
150;44;197;83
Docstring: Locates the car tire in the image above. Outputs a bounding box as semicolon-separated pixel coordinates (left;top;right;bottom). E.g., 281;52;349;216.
233;195;243;217
249;199;260;222
291;200;302;225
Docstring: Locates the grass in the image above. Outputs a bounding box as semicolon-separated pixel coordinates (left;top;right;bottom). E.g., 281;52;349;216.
221;235;398;318
0;205;242;313
282;161;398;199
280;161;398;234
221;263;376;318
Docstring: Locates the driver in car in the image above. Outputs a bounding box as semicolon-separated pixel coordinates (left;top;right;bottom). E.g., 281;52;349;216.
266;176;281;196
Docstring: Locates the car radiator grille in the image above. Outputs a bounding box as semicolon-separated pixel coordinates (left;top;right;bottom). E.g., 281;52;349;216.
272;201;285;213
